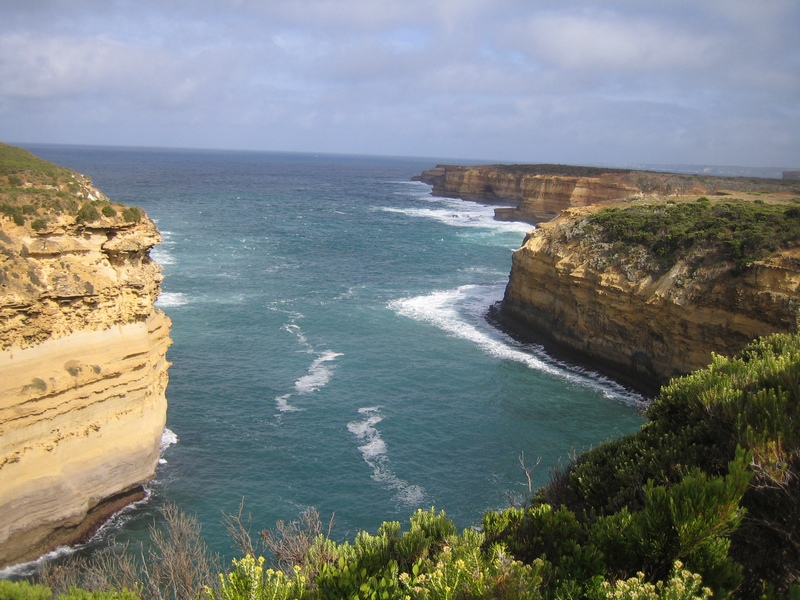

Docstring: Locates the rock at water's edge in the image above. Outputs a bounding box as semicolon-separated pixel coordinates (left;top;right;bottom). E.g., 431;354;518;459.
0;147;171;568
497;206;800;392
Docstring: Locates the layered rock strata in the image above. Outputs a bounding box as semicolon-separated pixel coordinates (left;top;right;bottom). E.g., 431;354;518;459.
0;153;171;568
497;206;800;392
416;164;800;224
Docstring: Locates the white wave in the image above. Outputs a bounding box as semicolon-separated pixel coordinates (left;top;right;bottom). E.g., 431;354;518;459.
158;428;178;464
156;292;188;307
160;428;178;452
275;393;303;413
275;320;342;413
389;285;644;406
389;180;431;188
282;322;311;350
151;246;176;265
0;489;152;579
382;205;532;235
347;407;426;507
347;407;386;459
295;351;344;394
0;544;76;579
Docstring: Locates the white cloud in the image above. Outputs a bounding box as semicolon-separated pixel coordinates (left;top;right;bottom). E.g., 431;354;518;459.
0;0;797;167
505;11;719;72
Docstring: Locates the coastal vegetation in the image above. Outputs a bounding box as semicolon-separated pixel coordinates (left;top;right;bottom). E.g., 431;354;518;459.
586;197;800;273
6;331;799;599
0;143;139;229
2;147;798;597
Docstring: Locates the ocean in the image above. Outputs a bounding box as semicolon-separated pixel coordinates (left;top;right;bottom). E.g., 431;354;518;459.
11;145;645;569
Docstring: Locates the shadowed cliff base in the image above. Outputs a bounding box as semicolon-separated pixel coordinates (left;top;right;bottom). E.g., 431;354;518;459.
7;486;147;568
494;197;800;396
486;302;663;398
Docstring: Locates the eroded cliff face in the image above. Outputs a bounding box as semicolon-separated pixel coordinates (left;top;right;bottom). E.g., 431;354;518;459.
417;164;797;224
498;205;800;392
0;150;171;568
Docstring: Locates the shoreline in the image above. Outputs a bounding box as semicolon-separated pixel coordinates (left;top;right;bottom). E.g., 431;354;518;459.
0;486;147;574
486;303;661;399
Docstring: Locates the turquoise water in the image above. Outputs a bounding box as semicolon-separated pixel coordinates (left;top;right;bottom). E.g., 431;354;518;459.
17;145;645;564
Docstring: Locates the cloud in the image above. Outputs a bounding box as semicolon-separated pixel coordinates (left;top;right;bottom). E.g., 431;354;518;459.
508;12;719;72
0;0;798;167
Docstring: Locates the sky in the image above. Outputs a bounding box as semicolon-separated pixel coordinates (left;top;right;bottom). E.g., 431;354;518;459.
0;0;798;167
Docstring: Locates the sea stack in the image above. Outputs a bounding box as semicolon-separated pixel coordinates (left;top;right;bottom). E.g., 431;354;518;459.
0;144;171;568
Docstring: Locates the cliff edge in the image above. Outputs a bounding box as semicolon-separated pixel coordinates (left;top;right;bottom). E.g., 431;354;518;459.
0;143;171;567
496;195;800;392
416;164;800;224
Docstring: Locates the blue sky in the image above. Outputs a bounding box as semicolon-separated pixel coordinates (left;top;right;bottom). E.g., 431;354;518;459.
1;0;798;167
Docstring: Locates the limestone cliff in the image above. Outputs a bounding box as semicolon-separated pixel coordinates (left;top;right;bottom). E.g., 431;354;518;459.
0;144;171;567
497;200;800;392
416;164;799;224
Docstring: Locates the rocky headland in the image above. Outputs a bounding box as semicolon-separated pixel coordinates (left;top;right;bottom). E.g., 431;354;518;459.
0;143;171;568
415;163;799;224
416;163;800;393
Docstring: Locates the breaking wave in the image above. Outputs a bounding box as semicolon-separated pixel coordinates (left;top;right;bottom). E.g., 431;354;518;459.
389;284;644;406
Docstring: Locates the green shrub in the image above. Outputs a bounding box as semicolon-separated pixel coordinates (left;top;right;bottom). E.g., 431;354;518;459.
600;561;712;600
0;581;139;600
0;580;52;600
76;204;100;223
0;143;73;179
208;555;305;600
587;201;800;273
122;207;141;223
31;218;48;231
0;204;25;226
101;205;116;217
532;332;800;596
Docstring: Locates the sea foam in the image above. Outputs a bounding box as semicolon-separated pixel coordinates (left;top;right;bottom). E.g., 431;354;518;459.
159;428;179;464
382;206;531;234
389;284;644;406
347;407;425;507
151;230;176;265
295;351;344;394
275;321;342;413
156;292;188;307
381;189;532;235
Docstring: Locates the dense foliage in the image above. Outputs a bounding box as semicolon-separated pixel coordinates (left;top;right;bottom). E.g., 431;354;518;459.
587;199;800;272
16;332;800;599
0;144;74;180
0;143;141;228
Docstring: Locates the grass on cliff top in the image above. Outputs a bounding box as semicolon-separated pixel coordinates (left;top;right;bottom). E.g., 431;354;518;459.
587;196;800;272
0;142;143;229
479;164;800;196
0;142;73;181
